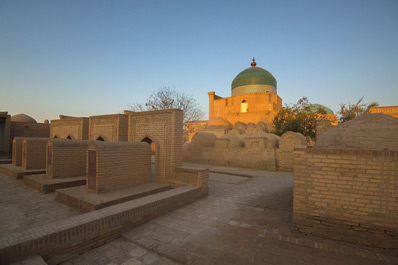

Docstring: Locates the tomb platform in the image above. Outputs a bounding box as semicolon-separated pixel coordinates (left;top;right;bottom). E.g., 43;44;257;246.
24;174;86;193
56;182;172;212
0;158;12;164
0;164;46;179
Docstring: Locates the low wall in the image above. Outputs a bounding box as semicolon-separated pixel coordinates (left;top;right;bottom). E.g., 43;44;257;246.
293;147;398;248
0;186;201;264
22;138;49;170
47;139;92;178
12;137;24;166
190;146;277;171
170;166;209;196
87;141;151;193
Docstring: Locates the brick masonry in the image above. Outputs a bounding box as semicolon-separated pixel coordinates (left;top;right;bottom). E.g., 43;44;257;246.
0;186;201;264
46;139;93;178
89;114;128;141
186;131;307;172
50;117;89;140
21;138;49;170
125;109;184;183
12;137;24;166
293;147;398;248
86;141;151;193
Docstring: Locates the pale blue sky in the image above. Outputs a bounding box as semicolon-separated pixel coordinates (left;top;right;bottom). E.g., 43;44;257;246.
1;0;397;122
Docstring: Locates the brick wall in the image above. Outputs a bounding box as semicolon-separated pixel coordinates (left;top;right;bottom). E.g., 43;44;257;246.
190;145;277;171
12;137;24;166
0;113;11;154
50;117;89;140
89;114;128;141
47;139;93;178
86;141;151;193
9;122;49;155
187;131;308;172
169;166;209;196
125;109;183;183
22;138;49;170
293;147;398;248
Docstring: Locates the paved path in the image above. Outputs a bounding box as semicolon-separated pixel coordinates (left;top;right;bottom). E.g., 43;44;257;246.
60;165;398;265
0;172;81;235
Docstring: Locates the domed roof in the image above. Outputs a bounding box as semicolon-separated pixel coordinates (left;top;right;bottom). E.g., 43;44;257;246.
11;113;37;123
315;113;398;151
308;104;334;114
231;58;277;96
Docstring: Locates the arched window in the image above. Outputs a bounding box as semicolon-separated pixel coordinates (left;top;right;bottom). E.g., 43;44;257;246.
54;135;58;138
96;136;104;141
241;100;248;113
66;136;72;140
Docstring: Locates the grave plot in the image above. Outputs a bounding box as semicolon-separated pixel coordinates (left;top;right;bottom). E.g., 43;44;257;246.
0;137;48;179
24;139;91;193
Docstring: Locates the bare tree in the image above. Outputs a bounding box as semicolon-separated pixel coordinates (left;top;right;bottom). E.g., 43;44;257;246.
337;97;378;123
128;86;204;126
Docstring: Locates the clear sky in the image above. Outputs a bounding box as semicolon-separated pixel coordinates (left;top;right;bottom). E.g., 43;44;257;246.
1;0;397;122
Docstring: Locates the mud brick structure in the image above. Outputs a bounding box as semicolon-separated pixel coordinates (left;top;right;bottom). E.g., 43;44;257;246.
185;130;308;172
89;114;128;141
12;137;24;166
50;116;89;140
86;141;151;193
293;114;398;248
47;139;93;178
125;109;184;183
22;138;49;170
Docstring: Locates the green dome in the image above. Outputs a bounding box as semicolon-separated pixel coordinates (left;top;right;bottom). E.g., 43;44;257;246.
232;66;277;89
231;59;277;96
308;104;334;114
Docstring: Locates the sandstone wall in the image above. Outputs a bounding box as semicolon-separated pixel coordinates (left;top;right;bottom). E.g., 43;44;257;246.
293;147;398;248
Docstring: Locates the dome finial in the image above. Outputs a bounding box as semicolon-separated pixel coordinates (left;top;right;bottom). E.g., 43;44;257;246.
251;57;256;67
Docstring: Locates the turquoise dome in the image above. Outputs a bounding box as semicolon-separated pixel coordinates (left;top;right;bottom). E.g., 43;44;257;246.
231;59;277;96
308;104;334;114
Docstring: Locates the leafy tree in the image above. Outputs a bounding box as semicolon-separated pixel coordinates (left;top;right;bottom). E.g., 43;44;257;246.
273;97;327;140
337;97;378;123
128;86;204;129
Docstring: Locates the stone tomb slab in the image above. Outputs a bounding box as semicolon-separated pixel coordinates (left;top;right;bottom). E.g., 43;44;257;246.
56;182;172;212
0;164;46;179
24;174;86;193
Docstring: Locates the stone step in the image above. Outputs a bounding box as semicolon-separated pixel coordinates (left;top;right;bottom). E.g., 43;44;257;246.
0;164;46;179
24;174;86;193
55;182;173;212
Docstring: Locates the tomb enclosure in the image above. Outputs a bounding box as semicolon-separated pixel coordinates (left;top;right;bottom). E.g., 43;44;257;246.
86;141;151;193
46;139;93;178
125;109;184;183
293;114;398;248
22;138;49;170
12;137;24;166
185;130;308;172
